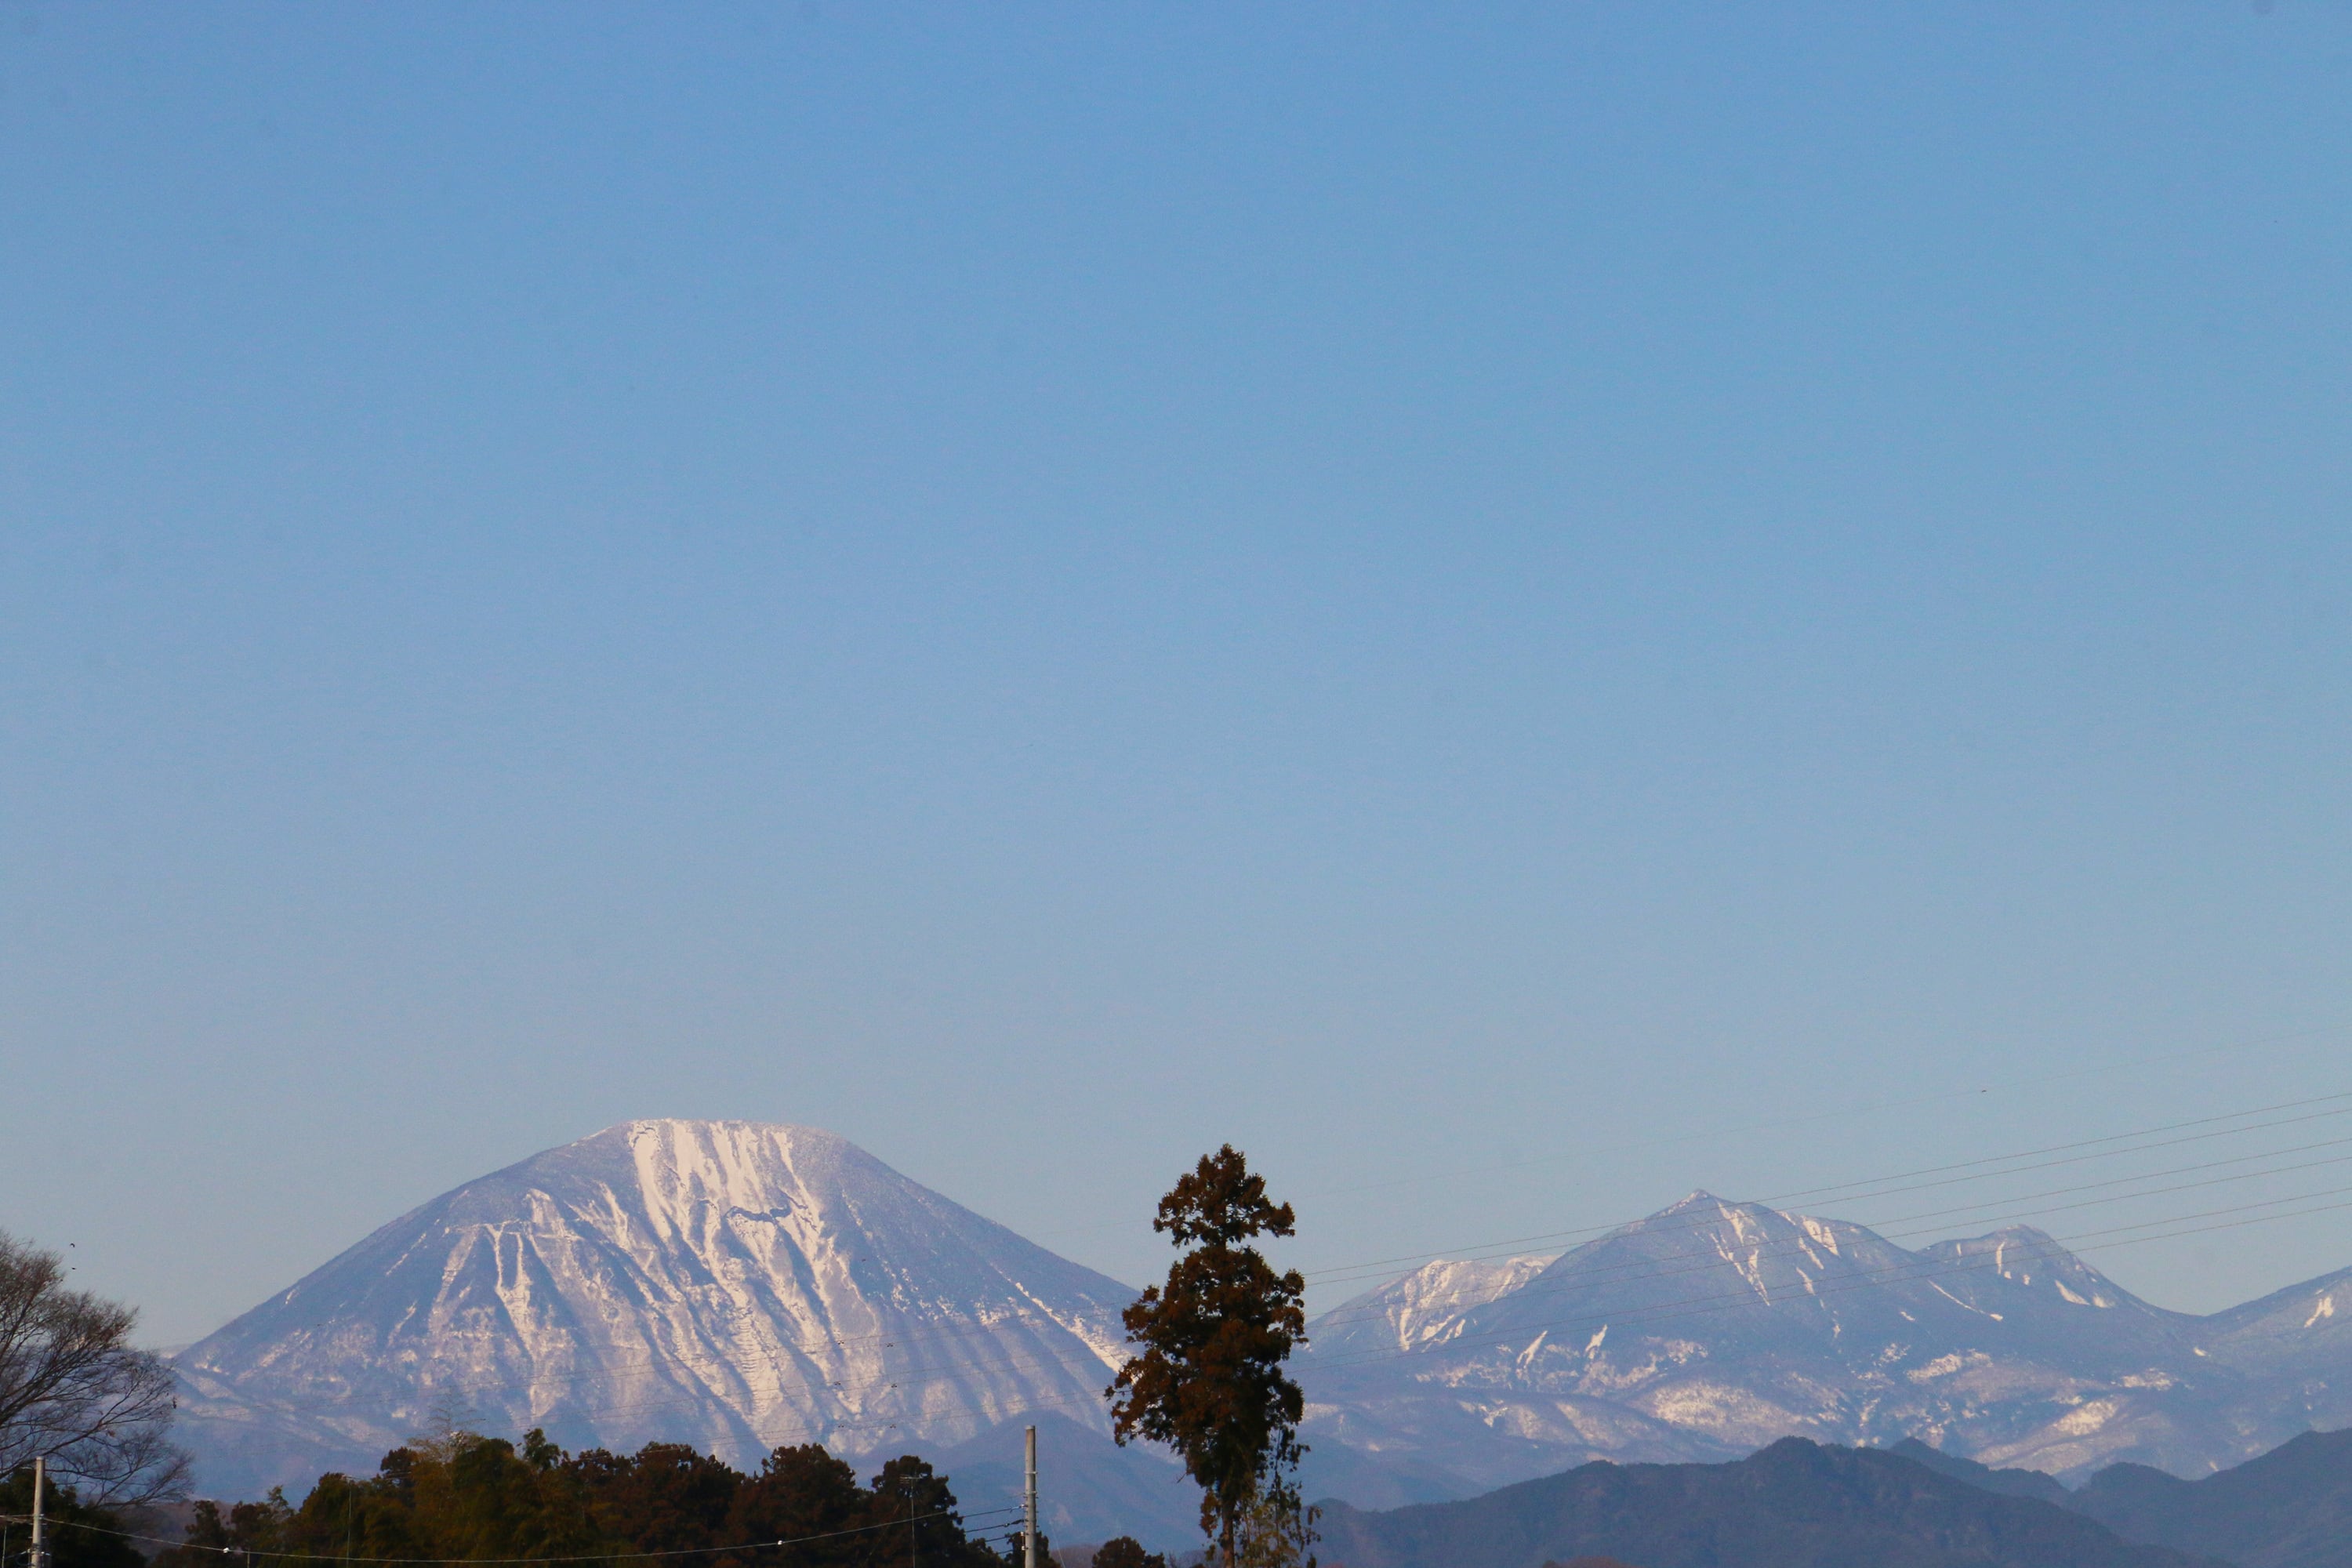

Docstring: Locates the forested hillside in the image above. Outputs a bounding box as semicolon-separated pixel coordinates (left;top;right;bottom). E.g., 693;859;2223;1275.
1315;1438;2219;1568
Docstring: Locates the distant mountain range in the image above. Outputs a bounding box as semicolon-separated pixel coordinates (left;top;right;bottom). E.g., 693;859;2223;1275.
1316;1425;2352;1568
1316;1437;2220;1568
170;1120;2352;1541
1298;1192;2352;1494
2071;1426;2352;1567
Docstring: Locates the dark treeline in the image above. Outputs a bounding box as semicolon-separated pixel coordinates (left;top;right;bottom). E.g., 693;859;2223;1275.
2;1464;148;1568
144;1430;1044;1568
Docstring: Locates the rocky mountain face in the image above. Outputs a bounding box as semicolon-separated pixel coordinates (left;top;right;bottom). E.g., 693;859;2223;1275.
1298;1192;2352;1494
1308;1255;1560;1359
173;1120;1135;1497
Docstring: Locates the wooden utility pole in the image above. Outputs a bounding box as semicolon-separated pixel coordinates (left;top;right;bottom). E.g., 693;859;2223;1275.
30;1455;45;1568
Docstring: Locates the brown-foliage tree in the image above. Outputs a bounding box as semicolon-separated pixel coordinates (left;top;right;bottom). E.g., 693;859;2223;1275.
1090;1537;1169;1568
1106;1146;1307;1568
0;1230;188;1504
860;1454;1002;1568
156;1429;1010;1568
724;1444;871;1568
571;1441;740;1555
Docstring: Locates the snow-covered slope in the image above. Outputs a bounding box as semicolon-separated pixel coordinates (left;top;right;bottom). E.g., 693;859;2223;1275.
1308;1255;1558;1358
173;1120;1134;1497
1299;1192;2352;1491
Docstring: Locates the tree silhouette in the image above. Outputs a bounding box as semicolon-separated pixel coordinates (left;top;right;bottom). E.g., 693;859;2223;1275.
0;1465;146;1568
1091;1537;1170;1568
153;1430;1007;1568
0;1229;188;1504
863;1454;998;1568
1106;1146;1307;1568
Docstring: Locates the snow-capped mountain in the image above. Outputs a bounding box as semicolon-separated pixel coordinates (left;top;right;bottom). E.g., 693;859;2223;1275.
1298;1192;2352;1492
173;1145;2352;1512
173;1120;1134;1497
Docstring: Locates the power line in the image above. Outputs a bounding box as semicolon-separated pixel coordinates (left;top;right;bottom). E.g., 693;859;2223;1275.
1298;1185;2352;1377
43;1504;1026;1566
201;1043;2352;1412
652;1189;2352;1441
1017;1022;2352;1250
533;1131;2352;1421
1308;1133;2352;1345
118;1188;2352;1568
1301;1087;2352;1288
1294;1112;2352;1334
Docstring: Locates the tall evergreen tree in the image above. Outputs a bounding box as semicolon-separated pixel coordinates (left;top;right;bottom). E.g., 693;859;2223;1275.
1106;1146;1307;1568
726;1444;870;1568
859;1455;997;1568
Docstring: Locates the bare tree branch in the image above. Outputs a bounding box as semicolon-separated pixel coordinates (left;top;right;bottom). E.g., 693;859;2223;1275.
0;1230;191;1505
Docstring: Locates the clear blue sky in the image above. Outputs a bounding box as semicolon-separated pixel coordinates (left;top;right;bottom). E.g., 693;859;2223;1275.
4;4;2350;1345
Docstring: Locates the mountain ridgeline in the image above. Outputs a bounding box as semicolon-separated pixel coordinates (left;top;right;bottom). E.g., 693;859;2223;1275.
1316;1438;2220;1568
174;1121;1134;1498
171;1122;2352;1523
1298;1192;2352;1496
1316;1425;2352;1568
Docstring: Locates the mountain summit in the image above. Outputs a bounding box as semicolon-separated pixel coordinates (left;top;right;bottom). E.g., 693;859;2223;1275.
174;1120;1134;1497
